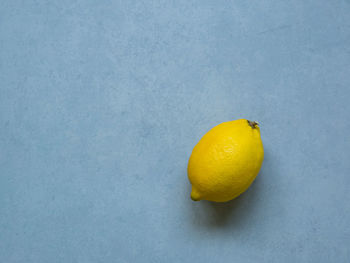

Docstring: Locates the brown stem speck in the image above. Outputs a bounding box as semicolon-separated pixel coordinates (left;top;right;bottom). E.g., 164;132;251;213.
247;120;259;129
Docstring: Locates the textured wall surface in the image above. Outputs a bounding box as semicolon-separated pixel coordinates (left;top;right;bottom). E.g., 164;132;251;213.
1;1;350;262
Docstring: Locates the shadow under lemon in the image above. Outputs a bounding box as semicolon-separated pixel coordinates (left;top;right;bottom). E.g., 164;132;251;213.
186;148;272;229
189;177;261;229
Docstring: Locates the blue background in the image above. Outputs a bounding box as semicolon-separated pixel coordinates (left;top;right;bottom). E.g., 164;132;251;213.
1;1;350;262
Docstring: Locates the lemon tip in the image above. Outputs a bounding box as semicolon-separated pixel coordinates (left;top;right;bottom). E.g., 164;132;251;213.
190;188;201;201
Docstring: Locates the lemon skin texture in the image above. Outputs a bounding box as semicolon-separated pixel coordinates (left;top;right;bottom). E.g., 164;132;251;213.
188;119;264;202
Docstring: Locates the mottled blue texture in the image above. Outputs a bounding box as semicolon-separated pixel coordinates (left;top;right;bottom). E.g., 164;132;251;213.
1;1;350;262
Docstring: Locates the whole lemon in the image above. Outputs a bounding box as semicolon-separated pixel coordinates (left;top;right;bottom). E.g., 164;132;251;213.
188;119;264;202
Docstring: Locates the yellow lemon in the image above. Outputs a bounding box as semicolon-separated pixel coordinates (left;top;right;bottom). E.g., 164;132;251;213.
188;119;264;202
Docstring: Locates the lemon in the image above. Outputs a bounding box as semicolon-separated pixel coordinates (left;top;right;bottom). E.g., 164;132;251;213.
188;119;264;202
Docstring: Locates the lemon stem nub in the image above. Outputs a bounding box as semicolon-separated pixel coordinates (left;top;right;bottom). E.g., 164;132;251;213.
247;120;259;129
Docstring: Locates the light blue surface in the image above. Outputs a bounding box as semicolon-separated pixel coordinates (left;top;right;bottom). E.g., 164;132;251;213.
1;1;350;262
